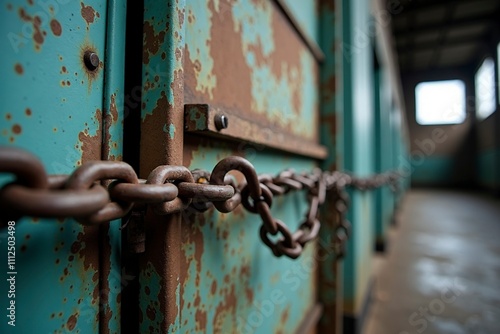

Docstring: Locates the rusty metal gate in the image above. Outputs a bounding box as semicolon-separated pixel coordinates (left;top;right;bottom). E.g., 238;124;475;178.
0;0;403;333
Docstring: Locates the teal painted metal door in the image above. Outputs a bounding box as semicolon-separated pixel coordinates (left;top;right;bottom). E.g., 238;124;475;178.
1;0;332;333
137;0;326;333
0;0;126;332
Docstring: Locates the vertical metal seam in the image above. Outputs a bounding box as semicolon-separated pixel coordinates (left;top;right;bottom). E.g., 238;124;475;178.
100;0;128;332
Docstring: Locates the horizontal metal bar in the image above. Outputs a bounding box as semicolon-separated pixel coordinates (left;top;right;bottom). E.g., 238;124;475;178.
184;104;328;160
272;0;325;63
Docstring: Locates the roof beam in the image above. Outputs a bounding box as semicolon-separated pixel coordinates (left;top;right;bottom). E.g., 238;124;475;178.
393;14;498;39
397;35;488;53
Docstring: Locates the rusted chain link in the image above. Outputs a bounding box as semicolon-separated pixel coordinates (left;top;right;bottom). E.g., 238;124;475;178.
0;147;400;259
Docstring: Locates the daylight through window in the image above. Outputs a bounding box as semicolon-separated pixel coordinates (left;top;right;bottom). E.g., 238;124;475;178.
415;80;466;125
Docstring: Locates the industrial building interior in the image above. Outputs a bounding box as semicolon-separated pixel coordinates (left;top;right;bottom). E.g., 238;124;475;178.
1;0;499;333
363;0;500;333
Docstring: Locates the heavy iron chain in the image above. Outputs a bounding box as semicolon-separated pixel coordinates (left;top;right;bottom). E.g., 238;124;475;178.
0;147;400;259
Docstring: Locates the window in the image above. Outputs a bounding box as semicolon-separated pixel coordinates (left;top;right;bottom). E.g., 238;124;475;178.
415;80;466;125
498;43;500;105
475;57;496;120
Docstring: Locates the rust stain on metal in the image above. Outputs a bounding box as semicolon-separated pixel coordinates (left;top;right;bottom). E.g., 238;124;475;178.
50;19;62;36
213;284;237;332
143;21;166;65
211;279;217;295
12;124;21;134
18;8;45;47
146;305;156;321
66;314;78;331
80;2;96;25
103;93;119;160
322;114;336;138
78;108;102;165
195;308;207;331
320;0;335;11
14;63;23;75
141;67;184;171
99;222;114;333
322;75;336;102
141;91;170;168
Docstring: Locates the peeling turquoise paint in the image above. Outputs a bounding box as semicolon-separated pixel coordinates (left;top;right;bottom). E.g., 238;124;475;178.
185;0;318;141
169;124;176;139
182;142;317;334
0;0;108;332
185;0;216;99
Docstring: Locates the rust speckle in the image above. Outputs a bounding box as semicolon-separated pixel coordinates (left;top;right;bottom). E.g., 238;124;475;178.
14;63;23;74
146;304;155;321
20;245;27;252
211;280;217;295
12;124;22;134
281;307;289;323
195;308;207;331
33;16;44;44
6;113;12;120
78;108;102;164
50;19;62;36
25;108;32;116
143;21;166;65
103;93;118;160
18;7;46;47
80;2;96;25
66;314;78;331
213;285;237;332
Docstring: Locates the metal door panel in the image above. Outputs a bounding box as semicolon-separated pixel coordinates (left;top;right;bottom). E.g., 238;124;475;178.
182;139;318;333
184;0;319;143
0;0;109;332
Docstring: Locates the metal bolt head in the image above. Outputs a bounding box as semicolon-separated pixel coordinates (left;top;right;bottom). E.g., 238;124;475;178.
84;51;100;71
214;114;229;130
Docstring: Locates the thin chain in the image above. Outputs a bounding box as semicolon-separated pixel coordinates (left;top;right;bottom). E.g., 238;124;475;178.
0;147;400;259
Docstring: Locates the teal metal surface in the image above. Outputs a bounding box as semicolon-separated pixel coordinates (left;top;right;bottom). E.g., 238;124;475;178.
139;0;186;332
184;0;319;142
178;0;321;332
338;0;376;317
100;0;127;332
281;0;319;46
0;0;111;332
182;141;317;333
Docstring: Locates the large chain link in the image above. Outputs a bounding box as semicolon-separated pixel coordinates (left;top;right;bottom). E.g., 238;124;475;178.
0;147;399;259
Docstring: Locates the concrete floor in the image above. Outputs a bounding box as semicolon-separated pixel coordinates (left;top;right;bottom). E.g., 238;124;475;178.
363;190;500;334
